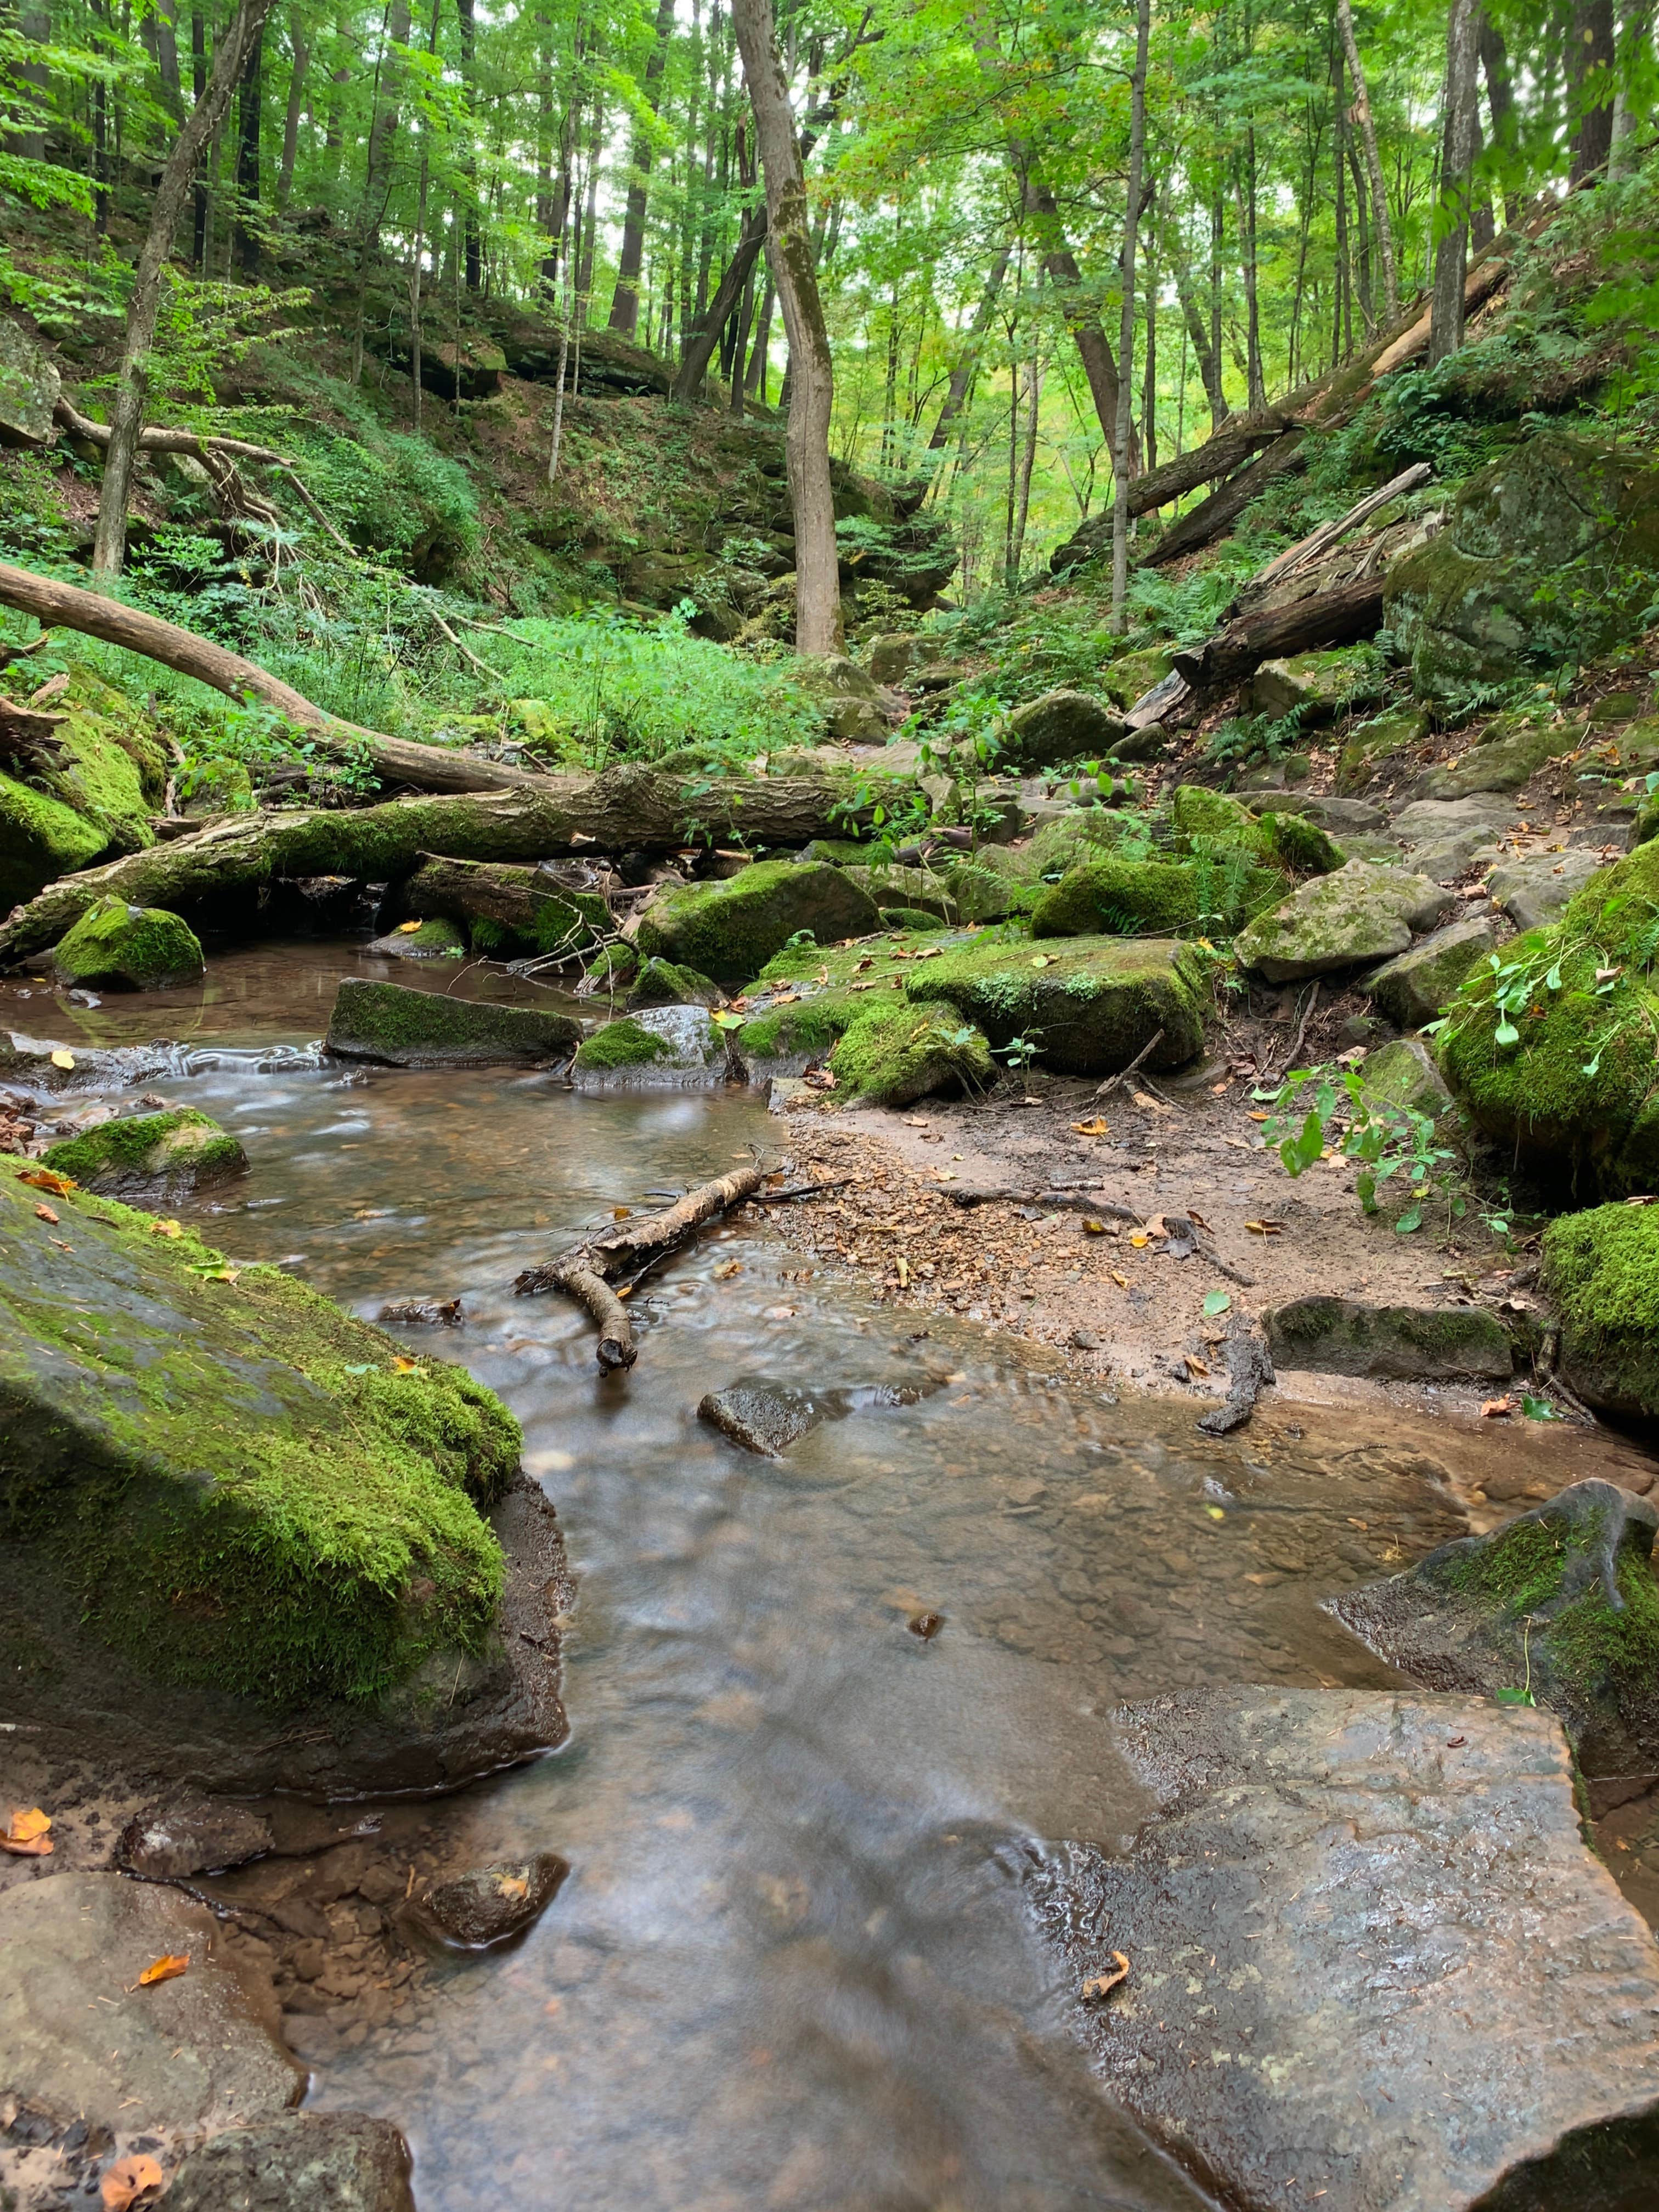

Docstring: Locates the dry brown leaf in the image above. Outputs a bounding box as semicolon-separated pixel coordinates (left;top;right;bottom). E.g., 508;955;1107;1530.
149;1218;182;1238
136;1952;189;1987
1;1806;53;1856
1244;1219;1284;1236
34;1202;58;1223
1479;1396;1515;1419
1071;1118;1110;1137
17;1167;75;1195
1185;1354;1209;1379
712;1259;743;1279
1082;1951;1130;2001
101;2154;165;2211
1111;1269;1131;1288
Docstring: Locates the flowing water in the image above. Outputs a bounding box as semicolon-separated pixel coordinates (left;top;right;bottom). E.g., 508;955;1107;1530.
7;944;1493;2212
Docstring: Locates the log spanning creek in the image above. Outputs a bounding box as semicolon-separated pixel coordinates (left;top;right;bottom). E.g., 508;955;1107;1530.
9;940;1659;2212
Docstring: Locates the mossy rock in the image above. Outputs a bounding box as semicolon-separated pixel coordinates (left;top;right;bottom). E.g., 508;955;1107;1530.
1249;645;1385;726
180;758;257;817
906;933;1207;1074
827;1001;994;1108
1542;1203;1659;1420
1363;915;1499;1030
1167;785;1341;878
51;898;204;991
1421;712;1583;801
1437;842;1659;1195
1029;854;1283;939
326;979;579;1068
1255;810;1345;877
1170;785;1257;850
735;988;864;1077
1002;689;1130;770
878;906;945;932
0;767;108;910
38;704;157;855
1358;1036;1456;1120
625;957;723;1009
43;1109;246;1199
843;860;958;923
634;860;881;988
570;1004;730;1087
1263;1295;1512;1381
1338;709;1430;795
0;1167;516;1712
1099;647;1173;713
1235;861;1452;983
368;916;468;961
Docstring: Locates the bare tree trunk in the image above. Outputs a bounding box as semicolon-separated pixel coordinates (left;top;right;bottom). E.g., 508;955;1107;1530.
1569;0;1617;182
232;16;264;272
1336;0;1399;318
608;0;676;336
92;0;275;579
456;0;481;289
190;7;210;263
154;0;183;110
276;6;310;205
1111;0;1151;627
10;6;51;160
1477;17;1517;217
1237;128;1266;409
925;241;1009;453
731;0;840;654
1428;0;1481;366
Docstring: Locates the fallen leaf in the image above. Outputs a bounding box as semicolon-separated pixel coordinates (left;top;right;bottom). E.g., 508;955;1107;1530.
1082;1217;1107;1234
1244;1219;1284;1236
16;1167;74;1195
1111;1269;1130;1288
1;1807;53;1856
1082;1951;1130;2001
896;1256;910;1286
1247;1110;1270;1123
149;1218;182;1238
396;919;424;934
496;1874;529;1901
49;1048;75;1070
1184;1354;1209;1379
1128;1232;1148;1249
136;1952;189;1987
34;1202;58;1223
1071;1118;1110;1137
392;1355;420;1373
1479;1396;1515;1419
612;1205;631;1219
1030;954;1054;968
712;1259;743;1279
101;2154;165;2211
1187;1209;1211;1231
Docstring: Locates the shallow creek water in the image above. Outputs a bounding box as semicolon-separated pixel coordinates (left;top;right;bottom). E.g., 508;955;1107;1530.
8;944;1504;2211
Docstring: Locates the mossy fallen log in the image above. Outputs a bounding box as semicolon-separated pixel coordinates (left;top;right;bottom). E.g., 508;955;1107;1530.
0;766;911;962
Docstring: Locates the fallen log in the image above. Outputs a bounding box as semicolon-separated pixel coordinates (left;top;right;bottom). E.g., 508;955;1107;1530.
1246;462;1432;595
1049;413;1292;572
1141;430;1308;571
0;561;538;797
1171;576;1386;693
513;1160;771;1370
0;769;909;962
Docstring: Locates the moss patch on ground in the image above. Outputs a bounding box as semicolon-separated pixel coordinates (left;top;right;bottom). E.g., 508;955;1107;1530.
0;1167;517;1708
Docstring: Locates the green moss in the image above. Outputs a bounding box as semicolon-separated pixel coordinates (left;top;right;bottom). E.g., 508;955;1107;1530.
627;956;721;1008
1257;810;1345;876
907;932;1209;1074
879;906;945;932
1031;857;1201;938
736;991;860;1063
571;1015;673;1070
0;1171;515;1709
326;979;580;1065
383;917;466;959
1338;709;1430;794
827;1001;994;1107
1437;1513;1659;1707
43;707;156;853
43;1108;244;1192
1170;785;1259;850
1541;1201;1659;1414
51;897;204;990
634;860;881;987
0;768;108;909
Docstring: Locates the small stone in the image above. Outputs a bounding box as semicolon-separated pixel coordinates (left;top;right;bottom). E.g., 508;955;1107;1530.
117;1797;273;1879
411;1852;569;1949
291;1941;326;1982
1364;915;1498;1029
1263;1295;1513;1381
43;1107;246;1199
698;1380;827;1455
366;916;467;961
571;1003;732;1090
166;2112;415;2212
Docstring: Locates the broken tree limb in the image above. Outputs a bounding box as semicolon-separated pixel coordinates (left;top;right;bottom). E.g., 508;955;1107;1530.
1141;430;1309;571
0;769;911;962
512;1160;771;1368
1249;462;1432;592
1049;413;1294;570
0;561;538;797
1171;576;1386;693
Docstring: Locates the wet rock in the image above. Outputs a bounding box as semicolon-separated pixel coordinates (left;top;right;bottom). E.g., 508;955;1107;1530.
0;1875;302;2164
365;916;467;961
42;1106;246;1198
1029;1686;1659;2210
1333;1481;1659;1814
1542;1200;1659;1420
325;978;580;1068
411;1852;569;1948
1002;690;1130;770
633;860;881;988
625;956;724;1010
1364;914;1498;1029
1487;845;1604;932
166;2112;415;2212
119;1797;275;1878
907;934;1207;1075
50;897;205;990
0;1161;568;1793
1233;859;1454;982
699;1381;831;1455
1263;1294;1513;1381
377;1295;463;1327
571;1003;732;1088
0;317;60;445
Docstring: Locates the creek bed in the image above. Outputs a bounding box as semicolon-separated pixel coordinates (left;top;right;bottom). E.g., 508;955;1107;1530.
4;943;1522;2210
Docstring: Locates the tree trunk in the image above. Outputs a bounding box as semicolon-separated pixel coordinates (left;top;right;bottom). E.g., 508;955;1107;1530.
608;0;676;336
1166;219;1228;431
673;201;768;397
9;7;51;161
91;0;276;579
730;0;840;654
154;0;183;111
1018;166;1121;445
925;242;1010;452
232;16;263;273
1141;428;1307;569
1479;18;1517;217
1111;0;1151;628
276;7;310;205
1172;573;1386;690
456;0;481;287
1427;0;1481;368
1237;129;1266;409
1336;0;1400;319
1568;0;1617;183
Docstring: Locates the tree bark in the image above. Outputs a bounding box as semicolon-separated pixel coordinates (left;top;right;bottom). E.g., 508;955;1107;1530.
0;774;918;961
92;0;275;579
1336;0;1400;319
233;16;264;272
1139;429;1308;568
1110;0;1152;627
731;0;840;654
673;200;768;398
1427;0;1481;367
1018;166;1121;444
1568;0;1617;183
608;0;676;336
1172;574;1386;691
276;5;310;205
924;242;1010;454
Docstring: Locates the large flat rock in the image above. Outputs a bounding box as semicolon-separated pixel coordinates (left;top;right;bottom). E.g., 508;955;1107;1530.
1029;1688;1659;2211
325;978;580;1067
1234;859;1454;982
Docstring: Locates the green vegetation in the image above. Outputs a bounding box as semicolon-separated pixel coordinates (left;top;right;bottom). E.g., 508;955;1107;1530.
570;1016;674;1071
50;897;204;990
43;1108;245;1193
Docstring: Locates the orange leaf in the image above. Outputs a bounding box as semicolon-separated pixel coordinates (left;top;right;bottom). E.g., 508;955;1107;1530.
1082;1218;1107;1233
1244;1219;1284;1235
611;1205;631;1219
1479;1396;1515;1419
101;2153;164;2210
16;1167;75;1195
1;1806;53;1855
395;918;424;933
149;1218;182;1238
392;1355;420;1373
136;1952;189;1987
1082;1950;1131;2001
34;1202;58;1223
1071;1118;1110;1137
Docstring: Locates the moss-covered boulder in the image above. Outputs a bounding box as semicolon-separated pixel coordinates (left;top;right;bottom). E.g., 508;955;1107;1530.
0;768;108;910
326;978;580;1068
0;314;60;443
1363;915;1498;1030
1030;853;1285;939
0;1165;564;1793
1250;645;1385;726
1234;860;1453;982
625;956;723;1009
180;757;256;817
1359;1036;1457;1120
1421;709;1584;801
1263;1295;1513;1381
906;933;1207;1074
1385;432;1659;698
1337;708;1430;795
793;653;889;743
368;916;467;961
43;1108;246;1198
51;897;205;990
879;905;946;932
828;1000;994;1107
1099;647;1173;712
1437;842;1659;1195
1002;689;1130;770
1168;785;1342;878
1332;1480;1659;1809
633;860;881;987
40;703;160;855
571;1004;731;1088
1542;1203;1659;1420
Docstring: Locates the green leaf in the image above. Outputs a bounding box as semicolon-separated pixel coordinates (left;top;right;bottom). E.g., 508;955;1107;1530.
1521;1394;1564;1421
1493;1686;1536;1706
1583;1051;1602;1077
1202;1290;1232;1318
1395;1206;1423;1234
1355;1168;1378;1215
1545;963;1562;991
1493;1017;1520;1048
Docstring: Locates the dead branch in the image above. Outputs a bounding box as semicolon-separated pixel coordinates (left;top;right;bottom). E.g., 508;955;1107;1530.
1172;577;1385;693
1248;463;1432;592
1092;1028;1165;1099
552;1265;638;1373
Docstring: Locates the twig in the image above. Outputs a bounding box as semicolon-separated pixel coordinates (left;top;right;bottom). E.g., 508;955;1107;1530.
763;1177;853;1202
1092;1029;1165;1101
425;605;505;685
1268;983;1319;1081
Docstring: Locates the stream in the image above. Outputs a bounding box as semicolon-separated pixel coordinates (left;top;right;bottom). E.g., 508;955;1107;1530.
8;944;1495;2211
